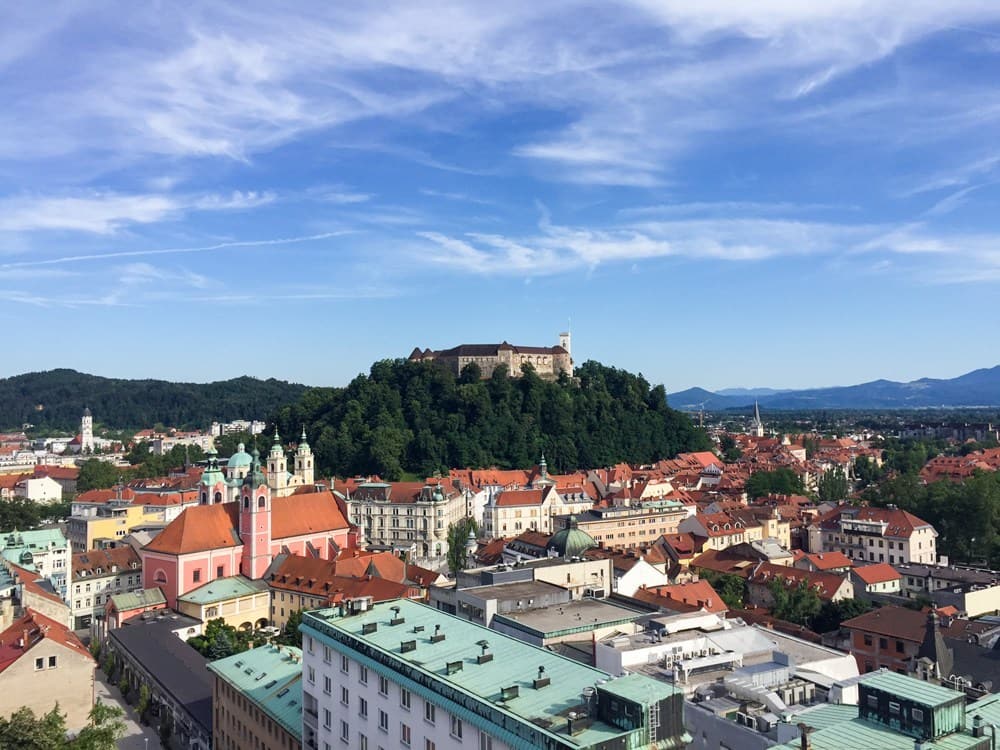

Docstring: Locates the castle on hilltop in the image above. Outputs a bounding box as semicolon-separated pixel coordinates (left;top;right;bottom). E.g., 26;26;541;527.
409;332;573;379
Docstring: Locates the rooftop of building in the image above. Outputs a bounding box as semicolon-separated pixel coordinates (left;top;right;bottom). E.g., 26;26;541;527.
0;527;67;550
302;599;682;750
493;598;648;638
207;644;302;739
177;575;268;606
110;587;166;612
109;614;212;733
460;579;568;603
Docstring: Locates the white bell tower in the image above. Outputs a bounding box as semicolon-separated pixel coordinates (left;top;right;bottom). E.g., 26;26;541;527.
81;408;94;453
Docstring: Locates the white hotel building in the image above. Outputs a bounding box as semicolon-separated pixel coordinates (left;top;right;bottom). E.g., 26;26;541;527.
299;598;688;750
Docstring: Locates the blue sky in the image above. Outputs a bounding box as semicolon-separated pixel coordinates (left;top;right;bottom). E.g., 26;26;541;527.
2;2;1000;392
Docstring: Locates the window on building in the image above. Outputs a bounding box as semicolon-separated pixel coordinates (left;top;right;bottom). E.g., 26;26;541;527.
889;701;900;715
895;640;905;653
400;723;411;747
450;715;462;739
359;734;368;750
324;645;331;663
341;720;349;742
479;731;493;750
359;697;368;718
34;657;44;670
424;703;435;724
360;666;368;684
879;638;888;649
425;741;435;750
867;695;877;708
378;675;388;696
48;656;57;668
400;688;411;710
217;565;224;577
307;666;315;683
193;569;201;583
378;710;388;732
341;654;350;673
863;634;873;646
341;686;349;705
912;707;924;722
323;709;332;729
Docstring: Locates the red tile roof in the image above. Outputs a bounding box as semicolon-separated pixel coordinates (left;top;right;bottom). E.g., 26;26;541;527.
6;562;66;606
271;491;349;538
801;551;853;571
495;489;545;507
72;546;141;580
636;580;727;614
142;502;239;555
0;609;92;675
852;563;901;585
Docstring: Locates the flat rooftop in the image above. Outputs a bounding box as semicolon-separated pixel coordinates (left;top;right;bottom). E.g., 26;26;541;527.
461;579;567;602
208;644;303;739
302;599;682;750
494;598;645;637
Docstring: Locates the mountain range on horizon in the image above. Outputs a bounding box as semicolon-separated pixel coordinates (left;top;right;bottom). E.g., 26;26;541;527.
669;365;1000;411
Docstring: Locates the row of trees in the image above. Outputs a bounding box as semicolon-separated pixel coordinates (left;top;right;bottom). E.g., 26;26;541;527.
0;497;72;529
272;359;711;480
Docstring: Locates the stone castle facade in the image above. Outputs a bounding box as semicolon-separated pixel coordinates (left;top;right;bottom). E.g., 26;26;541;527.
409;332;572;379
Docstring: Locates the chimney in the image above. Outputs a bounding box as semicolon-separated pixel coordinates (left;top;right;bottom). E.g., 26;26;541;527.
798;723;814;750
972;715;985;738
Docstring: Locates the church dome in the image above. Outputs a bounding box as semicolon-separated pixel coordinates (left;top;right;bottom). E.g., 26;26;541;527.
227;443;252;469
546;516;597;558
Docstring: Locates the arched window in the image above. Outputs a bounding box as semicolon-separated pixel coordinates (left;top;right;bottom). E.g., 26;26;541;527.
243;497;250;510
258;495;266;508
200;491;207;505
153;569;167;584
214;491;222;504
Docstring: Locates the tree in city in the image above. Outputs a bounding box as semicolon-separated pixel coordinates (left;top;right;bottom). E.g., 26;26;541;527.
187;618;250;660
768;578;822;626
809;598;873;634
276;610;304;648
719;434;742;462
70;700;126;750
745;468;805;500
0;704;67;749
446;517;479;576
699;571;746;609
76;460;122;493
817;468;850;504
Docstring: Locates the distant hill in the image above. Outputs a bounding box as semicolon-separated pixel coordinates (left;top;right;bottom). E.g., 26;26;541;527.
0;369;309;431
715;387;791;397
669;365;1000;411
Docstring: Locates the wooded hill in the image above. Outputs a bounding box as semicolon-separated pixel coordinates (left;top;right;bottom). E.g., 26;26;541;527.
0;369;308;431
273;359;711;480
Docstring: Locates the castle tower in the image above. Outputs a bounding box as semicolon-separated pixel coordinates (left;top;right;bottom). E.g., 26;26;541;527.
240;449;273;579
294;426;314;485
267;428;288;493
81;408;94;453
558;331;571;359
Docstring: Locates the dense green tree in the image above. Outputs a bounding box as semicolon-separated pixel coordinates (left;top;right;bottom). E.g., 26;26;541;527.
274;359;711;478
817;468;850;504
810;598;872;634
76;460;122;493
277;610;304;648
719;435;741;462
0;704;67;750
853;456;883;486
768;578;822;625
70;701;126;750
745;468;805;500
699;571;746;609
446;517;479;576
187;618;250;660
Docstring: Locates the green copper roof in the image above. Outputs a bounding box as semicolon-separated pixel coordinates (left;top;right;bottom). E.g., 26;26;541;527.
863;670;965;709
302;599;684;750
208;644;303;740
227;443;252;469
546;515;597;558
244;448;267;488
177;575;267;606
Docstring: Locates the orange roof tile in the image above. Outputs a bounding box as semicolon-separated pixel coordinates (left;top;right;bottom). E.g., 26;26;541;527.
0;608;92;674
852;563;901;585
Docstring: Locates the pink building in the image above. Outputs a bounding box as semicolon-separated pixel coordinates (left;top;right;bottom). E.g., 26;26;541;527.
141;450;353;607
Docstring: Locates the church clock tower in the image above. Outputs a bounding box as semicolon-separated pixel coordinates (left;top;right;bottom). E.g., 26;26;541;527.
240;449;272;579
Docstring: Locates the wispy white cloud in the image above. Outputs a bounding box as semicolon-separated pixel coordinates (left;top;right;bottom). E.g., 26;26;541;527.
0;231;353;270
191;190;276;211
0;193;178;234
